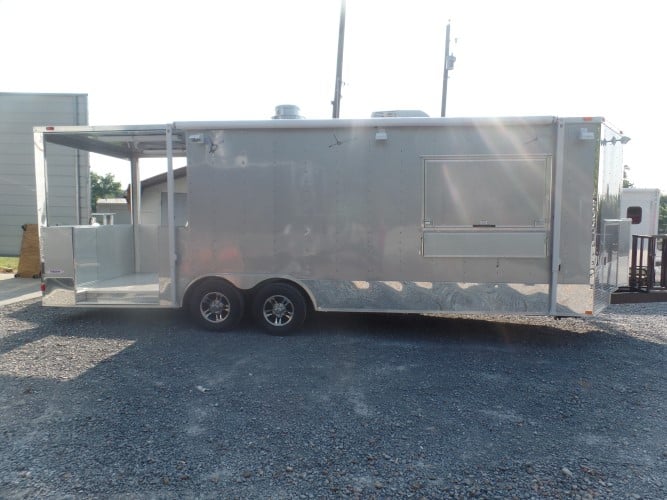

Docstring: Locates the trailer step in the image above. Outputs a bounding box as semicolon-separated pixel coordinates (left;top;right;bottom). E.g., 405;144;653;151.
76;291;160;305
75;273;160;305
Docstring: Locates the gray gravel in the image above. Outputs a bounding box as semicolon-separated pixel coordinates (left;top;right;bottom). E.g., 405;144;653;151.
0;299;665;499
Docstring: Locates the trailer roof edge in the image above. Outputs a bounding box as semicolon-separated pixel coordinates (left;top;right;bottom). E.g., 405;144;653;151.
173;116;604;130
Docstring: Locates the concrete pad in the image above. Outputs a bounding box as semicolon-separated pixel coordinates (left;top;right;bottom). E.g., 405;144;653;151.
0;272;42;306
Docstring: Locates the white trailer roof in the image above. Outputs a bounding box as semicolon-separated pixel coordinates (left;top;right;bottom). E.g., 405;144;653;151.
35;117;605;159
174;116;603;130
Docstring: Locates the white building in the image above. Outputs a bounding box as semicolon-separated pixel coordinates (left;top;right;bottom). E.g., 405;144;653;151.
139;166;188;226
95;198;131;225
621;188;661;237
87;167;187;227
0;92;88;255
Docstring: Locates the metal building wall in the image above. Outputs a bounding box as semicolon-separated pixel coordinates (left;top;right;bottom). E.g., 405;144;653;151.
0;92;88;255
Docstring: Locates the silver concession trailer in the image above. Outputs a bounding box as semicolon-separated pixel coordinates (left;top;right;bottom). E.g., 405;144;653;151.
34;115;630;333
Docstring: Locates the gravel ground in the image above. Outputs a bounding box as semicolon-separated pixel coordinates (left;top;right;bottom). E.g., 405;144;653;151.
0;299;665;499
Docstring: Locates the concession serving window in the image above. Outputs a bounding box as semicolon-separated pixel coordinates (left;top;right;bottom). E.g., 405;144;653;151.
422;155;552;258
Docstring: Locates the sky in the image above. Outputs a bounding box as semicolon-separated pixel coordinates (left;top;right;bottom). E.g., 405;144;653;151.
1;0;665;192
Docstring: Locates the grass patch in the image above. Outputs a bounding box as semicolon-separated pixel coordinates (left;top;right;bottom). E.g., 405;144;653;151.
0;256;19;272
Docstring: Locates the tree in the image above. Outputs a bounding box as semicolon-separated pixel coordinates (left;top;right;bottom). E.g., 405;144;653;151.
90;172;124;212
659;195;667;234
622;165;634;188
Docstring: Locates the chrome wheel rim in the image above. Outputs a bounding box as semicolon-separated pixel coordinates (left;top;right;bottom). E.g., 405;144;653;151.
262;294;294;327
200;291;231;324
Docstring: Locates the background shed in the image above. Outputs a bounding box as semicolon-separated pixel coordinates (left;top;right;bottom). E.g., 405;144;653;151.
0;92;89;255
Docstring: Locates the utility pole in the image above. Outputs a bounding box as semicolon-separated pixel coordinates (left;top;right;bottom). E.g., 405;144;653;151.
332;0;346;118
440;21;455;117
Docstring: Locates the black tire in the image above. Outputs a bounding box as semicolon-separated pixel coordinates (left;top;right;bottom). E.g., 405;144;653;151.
252;283;307;335
189;280;243;331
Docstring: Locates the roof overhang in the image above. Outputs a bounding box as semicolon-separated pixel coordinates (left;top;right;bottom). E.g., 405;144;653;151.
36;124;187;159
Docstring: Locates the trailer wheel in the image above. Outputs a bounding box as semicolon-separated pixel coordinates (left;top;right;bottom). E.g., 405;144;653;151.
189;280;243;331
252;283;307;335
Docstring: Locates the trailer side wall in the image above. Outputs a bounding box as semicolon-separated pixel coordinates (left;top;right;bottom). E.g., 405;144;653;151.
178;118;611;315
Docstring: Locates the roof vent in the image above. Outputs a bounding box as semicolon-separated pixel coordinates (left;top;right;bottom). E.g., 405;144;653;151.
371;110;429;118
272;104;304;119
